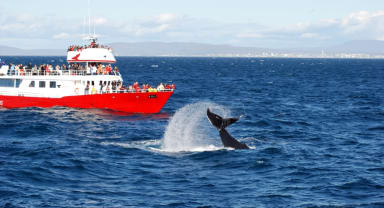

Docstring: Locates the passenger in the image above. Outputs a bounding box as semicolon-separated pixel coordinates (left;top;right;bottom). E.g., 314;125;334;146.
19;66;25;76
111;81;116;92
114;66;119;73
91;85;97;94
91;64;97;75
133;82;139;89
101;64;106;74
86;64;91;75
55;65;60;75
142;84;148;92
39;65;44;75
103;81;108;93
10;63;15;75
85;82;90;95
32;65;38;75
45;64;50;75
148;86;157;92
119;85;125;93
117;82;123;92
97;64;102;75
105;64;112;75
15;64;20;75
157;83;165;91
99;81;104;93
26;62;32;74
61;64;67;73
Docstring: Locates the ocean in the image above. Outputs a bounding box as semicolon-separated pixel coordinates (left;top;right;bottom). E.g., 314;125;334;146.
0;57;383;207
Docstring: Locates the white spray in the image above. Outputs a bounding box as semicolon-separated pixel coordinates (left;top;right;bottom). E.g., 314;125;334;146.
161;102;231;152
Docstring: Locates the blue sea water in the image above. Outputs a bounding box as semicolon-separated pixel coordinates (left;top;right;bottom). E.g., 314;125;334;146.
0;56;383;207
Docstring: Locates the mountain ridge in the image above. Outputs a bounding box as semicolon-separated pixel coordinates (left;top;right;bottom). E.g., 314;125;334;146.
0;40;383;57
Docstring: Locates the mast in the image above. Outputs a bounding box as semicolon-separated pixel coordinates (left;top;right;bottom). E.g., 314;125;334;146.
85;0;97;44
88;0;91;36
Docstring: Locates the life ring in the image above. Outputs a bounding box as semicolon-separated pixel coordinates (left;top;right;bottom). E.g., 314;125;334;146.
75;88;79;94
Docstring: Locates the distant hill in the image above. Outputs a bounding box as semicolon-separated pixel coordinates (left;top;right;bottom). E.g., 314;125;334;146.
0;45;63;56
110;40;384;57
326;40;384;54
0;45;25;55
0;40;383;57
109;42;269;56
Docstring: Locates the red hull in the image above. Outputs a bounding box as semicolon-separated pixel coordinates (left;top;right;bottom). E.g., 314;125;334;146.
0;91;173;113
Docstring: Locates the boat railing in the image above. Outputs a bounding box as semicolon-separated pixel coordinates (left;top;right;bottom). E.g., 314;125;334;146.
121;88;174;93
87;88;174;94
3;70;121;77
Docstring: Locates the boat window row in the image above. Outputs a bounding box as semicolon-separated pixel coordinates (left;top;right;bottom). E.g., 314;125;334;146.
29;81;57;88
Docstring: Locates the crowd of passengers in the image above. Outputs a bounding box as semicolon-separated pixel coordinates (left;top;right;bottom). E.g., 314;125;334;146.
84;81;175;94
68;41;111;52
6;62;119;76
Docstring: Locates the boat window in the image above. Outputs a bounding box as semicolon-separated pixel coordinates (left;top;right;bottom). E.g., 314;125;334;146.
0;79;22;88
29;81;35;87
0;79;14;87
50;81;56;88
39;81;46;88
15;79;22;87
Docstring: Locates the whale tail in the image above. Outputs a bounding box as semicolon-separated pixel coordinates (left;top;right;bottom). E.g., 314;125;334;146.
207;108;249;149
206;108;239;130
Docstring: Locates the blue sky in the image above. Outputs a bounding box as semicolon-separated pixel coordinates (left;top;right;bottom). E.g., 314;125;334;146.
1;0;383;49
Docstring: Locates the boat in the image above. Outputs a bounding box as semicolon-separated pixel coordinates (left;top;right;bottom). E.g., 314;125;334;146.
0;36;174;113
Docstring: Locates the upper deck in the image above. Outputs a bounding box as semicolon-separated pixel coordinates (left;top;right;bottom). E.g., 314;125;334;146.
67;38;116;63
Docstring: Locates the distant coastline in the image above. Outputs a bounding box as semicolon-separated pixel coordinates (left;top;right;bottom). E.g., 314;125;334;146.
1;40;384;59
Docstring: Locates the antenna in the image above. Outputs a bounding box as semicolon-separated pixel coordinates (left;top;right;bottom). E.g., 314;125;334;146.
88;0;91;36
93;15;96;36
83;15;86;37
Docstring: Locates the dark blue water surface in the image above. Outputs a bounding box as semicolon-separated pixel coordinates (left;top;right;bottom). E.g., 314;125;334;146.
0;56;384;207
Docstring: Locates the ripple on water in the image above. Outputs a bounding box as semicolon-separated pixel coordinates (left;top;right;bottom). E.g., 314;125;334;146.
0;57;383;207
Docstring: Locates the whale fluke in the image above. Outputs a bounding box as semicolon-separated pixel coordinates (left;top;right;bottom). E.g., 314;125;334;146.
207;108;249;149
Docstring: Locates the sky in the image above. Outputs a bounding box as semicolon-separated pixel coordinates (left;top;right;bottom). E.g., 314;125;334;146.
1;0;383;49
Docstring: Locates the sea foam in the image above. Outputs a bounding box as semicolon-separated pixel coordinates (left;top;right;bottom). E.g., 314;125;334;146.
161;101;231;152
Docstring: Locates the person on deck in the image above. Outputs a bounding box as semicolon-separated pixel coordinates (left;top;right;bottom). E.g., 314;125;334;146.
86;64;91;75
97;64;102;75
10;63;15;75
91;85;97;94
62;64;67;71
157;83;165;91
85;82;90;95
32;65;38;75
55;65;60;75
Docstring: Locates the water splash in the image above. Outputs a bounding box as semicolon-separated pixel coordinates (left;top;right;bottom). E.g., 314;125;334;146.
161;101;231;152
